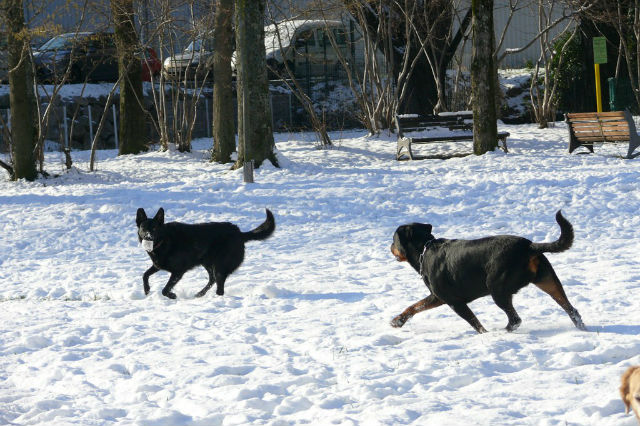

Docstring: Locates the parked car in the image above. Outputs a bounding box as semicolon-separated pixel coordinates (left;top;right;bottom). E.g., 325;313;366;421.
33;32;161;84
33;32;118;83
163;37;215;81
141;48;162;81
262;20;350;79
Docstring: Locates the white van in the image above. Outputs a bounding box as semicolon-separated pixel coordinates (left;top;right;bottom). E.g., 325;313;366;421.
163;35;215;81
232;19;386;80
263;20;351;78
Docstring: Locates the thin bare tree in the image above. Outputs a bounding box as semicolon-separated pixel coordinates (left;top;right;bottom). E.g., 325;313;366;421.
529;1;578;128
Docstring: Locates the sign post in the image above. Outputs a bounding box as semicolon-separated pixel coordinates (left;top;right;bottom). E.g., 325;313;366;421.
593;37;607;113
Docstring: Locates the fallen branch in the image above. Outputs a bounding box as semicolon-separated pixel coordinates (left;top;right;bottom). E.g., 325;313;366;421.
0;158;14;179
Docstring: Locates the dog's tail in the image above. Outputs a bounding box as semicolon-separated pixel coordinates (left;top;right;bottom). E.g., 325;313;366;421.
530;210;574;253
242;209;275;242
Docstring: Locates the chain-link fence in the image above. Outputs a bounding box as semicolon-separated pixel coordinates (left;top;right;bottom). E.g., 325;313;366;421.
0;76;361;155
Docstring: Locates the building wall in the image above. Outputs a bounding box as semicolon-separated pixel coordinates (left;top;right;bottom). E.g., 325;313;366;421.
455;0;572;69
23;0;570;68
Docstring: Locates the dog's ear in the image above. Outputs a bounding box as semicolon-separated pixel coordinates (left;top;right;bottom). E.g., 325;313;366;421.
136;208;147;226
426;224;432;235
154;207;165;225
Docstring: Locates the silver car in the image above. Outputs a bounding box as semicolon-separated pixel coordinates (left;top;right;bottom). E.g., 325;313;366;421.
163;37;215;81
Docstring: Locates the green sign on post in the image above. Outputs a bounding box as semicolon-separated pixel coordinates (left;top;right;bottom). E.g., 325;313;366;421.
593;37;607;64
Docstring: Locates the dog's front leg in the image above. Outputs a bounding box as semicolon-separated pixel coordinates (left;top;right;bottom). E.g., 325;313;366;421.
143;266;159;295
161;272;184;299
391;294;444;328
195;266;216;298
450;303;488;334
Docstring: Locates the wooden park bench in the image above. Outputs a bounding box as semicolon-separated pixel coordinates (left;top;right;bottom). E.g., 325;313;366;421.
565;110;640;159
395;112;510;160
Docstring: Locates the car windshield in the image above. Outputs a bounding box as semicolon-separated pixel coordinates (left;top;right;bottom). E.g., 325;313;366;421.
184;37;215;52
264;20;344;55
39;34;79;51
184;40;201;52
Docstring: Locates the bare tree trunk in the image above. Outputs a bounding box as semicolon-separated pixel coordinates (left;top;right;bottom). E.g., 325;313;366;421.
212;0;235;163
529;2;577;129
89;81;121;171
111;0;147;155
234;0;279;169
471;0;498;155
4;0;38;180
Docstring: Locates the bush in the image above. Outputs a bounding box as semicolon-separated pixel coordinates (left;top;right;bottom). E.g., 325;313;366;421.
549;31;584;112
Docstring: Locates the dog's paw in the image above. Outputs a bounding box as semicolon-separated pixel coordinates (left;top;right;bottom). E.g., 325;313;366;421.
162;291;177;299
570;311;587;330
390;315;406;328
216;288;224;296
506;319;522;332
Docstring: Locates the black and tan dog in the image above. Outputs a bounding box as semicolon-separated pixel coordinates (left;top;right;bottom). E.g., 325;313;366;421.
389;211;585;333
136;208;275;299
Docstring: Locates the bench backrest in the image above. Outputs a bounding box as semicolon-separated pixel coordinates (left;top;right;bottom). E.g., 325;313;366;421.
395;113;472;137
565;111;632;143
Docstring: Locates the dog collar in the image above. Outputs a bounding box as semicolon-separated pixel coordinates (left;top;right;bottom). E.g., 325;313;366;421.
419;238;436;276
142;238;164;253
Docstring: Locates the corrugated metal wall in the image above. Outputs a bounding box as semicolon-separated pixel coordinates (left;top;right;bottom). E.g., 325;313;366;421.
454;0;572;69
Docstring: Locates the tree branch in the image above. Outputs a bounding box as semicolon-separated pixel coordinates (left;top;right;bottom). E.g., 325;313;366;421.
0;158;14;178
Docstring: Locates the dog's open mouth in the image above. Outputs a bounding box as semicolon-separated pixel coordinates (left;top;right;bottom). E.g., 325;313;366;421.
141;239;154;252
390;244;407;262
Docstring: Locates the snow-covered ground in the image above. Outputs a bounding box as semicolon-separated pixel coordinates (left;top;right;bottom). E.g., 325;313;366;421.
1;123;639;426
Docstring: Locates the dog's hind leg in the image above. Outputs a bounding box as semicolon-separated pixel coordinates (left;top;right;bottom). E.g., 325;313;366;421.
491;292;522;332
195;266;216;298
143;266;159;295
214;271;228;296
161;272;184;299
449;303;488;333
533;257;585;330
390;294;444;328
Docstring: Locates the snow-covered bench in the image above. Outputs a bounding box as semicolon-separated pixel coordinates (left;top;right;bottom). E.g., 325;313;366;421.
565;110;640;159
395;113;509;160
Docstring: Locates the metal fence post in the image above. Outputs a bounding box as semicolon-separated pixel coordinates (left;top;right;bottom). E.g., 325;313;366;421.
288;92;292;127
205;98;210;137
88;104;94;144
270;92;274;129
112;104;118;150
63;104;69;150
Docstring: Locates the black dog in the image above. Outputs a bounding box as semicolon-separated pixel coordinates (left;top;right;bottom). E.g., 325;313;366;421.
389;211;585;333
136;208;275;299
